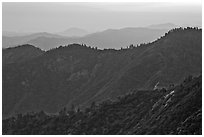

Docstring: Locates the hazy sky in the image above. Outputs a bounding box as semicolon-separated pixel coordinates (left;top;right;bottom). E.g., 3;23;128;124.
2;2;202;33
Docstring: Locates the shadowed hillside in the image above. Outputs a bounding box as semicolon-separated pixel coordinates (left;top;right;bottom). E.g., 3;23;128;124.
3;44;44;65
2;27;202;120
2;75;202;135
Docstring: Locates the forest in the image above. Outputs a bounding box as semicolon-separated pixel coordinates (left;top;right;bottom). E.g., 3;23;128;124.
3;75;202;135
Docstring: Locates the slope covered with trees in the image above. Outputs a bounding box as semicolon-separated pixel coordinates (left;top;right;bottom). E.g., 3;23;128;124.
2;44;44;65
3;75;202;135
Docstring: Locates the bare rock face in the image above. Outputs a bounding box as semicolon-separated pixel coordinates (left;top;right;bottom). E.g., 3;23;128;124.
68;70;89;81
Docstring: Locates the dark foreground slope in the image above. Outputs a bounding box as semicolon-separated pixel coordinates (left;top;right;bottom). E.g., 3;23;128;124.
2;28;202;118
2;75;202;135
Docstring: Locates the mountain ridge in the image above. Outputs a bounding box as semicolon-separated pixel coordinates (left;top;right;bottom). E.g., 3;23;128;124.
2;27;201;119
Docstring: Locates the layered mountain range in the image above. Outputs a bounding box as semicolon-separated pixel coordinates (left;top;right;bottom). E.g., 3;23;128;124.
3;23;180;50
2;27;202;119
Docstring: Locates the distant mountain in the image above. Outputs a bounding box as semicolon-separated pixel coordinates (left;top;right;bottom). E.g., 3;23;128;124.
2;31;31;37
24;27;168;50
1;25;181;50
148;23;178;30
79;27;168;48
2;32;65;48
3;27;168;50
3;75;201;134
2;28;202;119
57;28;89;37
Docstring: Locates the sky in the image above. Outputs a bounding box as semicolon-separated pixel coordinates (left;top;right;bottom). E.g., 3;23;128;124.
2;2;202;33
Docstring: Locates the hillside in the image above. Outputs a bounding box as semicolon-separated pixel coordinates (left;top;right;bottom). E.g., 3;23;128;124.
2;75;202;135
3;44;44;65
2;27;202;119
